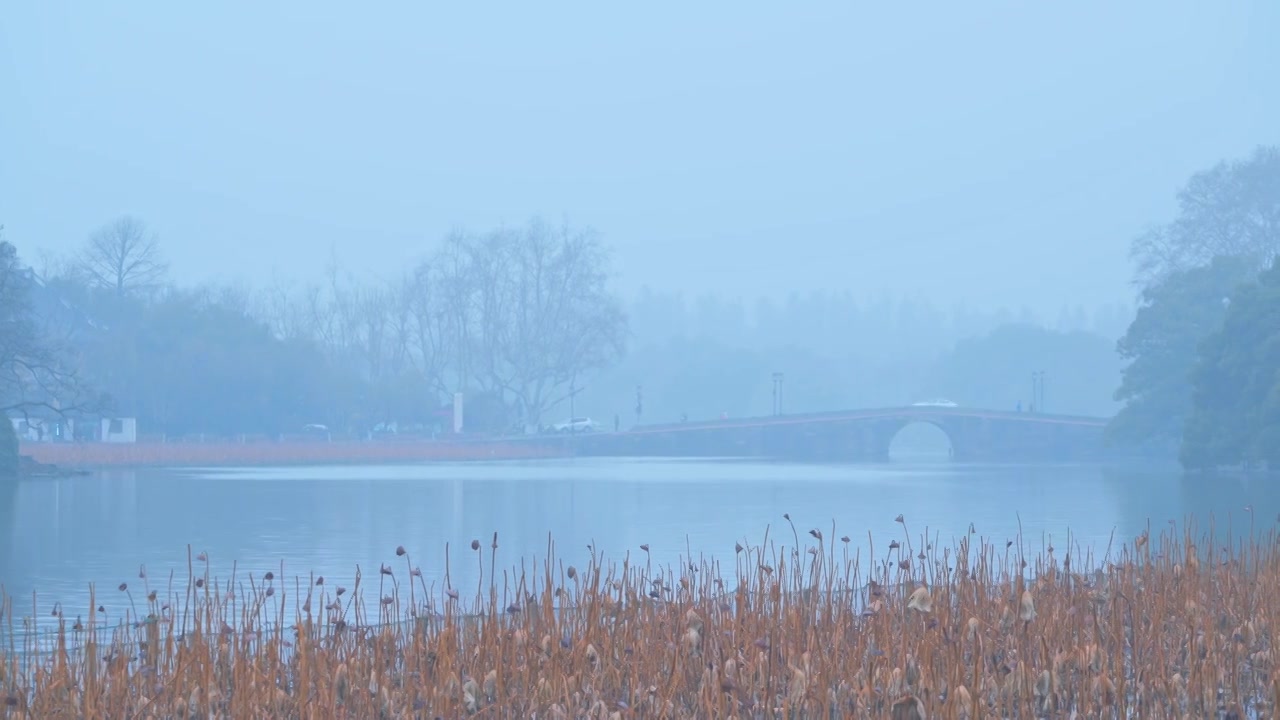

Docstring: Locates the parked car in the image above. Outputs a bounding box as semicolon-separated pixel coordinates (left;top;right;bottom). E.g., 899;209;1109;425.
552;417;598;433
300;423;332;441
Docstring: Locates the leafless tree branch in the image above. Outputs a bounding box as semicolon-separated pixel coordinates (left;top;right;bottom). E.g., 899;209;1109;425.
0;240;106;424
79;216;168;297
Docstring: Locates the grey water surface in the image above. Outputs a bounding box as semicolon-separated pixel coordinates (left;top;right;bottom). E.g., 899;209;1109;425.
1;456;1272;631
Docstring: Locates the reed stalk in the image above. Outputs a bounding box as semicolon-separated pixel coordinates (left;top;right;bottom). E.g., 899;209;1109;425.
1;516;1276;718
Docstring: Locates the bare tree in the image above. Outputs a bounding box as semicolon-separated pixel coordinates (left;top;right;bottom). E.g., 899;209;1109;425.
396;262;452;397
256;274;311;341
304;255;398;385
80;216;168;296
436;219;627;428
0;239;102;420
255;220;628;432
434;230;480;394
353;284;391;381
33;247;85;287
501;219;627;426
461;227;520;401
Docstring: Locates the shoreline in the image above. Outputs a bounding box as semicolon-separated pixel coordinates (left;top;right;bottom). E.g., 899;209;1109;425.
17;438;568;470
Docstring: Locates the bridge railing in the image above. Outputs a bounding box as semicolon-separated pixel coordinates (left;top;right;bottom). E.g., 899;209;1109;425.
623;406;1109;433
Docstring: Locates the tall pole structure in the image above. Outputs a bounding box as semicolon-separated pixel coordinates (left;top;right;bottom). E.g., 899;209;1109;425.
772;375;779;415
568;377;583;434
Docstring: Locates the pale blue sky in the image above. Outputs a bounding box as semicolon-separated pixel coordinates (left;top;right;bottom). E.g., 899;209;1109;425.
2;2;1276;314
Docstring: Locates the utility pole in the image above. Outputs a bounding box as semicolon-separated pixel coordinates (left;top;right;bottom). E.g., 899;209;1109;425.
568;377;583;434
1031;371;1044;414
772;372;784;416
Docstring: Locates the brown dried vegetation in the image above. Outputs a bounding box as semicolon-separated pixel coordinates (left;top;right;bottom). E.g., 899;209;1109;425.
3;517;1280;718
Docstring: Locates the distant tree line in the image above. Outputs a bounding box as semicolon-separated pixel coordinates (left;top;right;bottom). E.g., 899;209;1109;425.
593;295;1125;424
1108;145;1280;468
18;167;1272;465
257;219;627;434
3;217;627;438
0;210;1140;443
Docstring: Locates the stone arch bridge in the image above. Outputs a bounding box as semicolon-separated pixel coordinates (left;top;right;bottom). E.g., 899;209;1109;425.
566;406;1109;463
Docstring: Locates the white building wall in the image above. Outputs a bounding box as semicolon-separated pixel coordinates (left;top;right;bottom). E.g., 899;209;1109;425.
101;417;138;443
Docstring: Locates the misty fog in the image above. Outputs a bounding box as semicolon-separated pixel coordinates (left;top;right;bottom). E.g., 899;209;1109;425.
6;6;1280;716
1;1;1277;452
4;2;1276;310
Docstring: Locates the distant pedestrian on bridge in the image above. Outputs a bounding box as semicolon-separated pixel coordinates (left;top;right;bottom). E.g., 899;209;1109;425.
614;414;620;432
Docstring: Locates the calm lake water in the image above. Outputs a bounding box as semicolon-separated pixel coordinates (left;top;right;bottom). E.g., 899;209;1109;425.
1;457;1274;629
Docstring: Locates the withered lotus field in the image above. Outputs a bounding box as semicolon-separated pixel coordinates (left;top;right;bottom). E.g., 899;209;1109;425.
2;515;1277;718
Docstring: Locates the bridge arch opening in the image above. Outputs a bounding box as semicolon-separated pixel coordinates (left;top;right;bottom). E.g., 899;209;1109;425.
887;421;953;462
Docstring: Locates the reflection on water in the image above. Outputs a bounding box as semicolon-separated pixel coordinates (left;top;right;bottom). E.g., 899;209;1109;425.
1;459;1276;627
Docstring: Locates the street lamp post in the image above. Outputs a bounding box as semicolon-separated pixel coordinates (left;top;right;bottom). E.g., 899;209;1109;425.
1031;371;1046;414
772;372;784;416
567;377;583;434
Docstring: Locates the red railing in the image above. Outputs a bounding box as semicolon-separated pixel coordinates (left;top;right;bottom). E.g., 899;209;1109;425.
20;439;566;468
